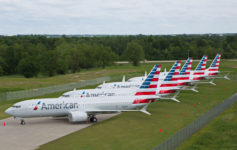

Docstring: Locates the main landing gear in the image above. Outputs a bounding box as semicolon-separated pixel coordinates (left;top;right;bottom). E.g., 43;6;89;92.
90;116;97;123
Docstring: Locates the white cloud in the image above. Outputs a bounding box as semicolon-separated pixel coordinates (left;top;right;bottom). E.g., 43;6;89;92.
0;0;236;35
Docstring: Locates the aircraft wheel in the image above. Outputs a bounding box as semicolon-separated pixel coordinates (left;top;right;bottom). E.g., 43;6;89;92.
20;120;25;125
90;117;97;123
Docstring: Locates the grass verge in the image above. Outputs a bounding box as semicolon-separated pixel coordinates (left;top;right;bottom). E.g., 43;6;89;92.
176;98;237;150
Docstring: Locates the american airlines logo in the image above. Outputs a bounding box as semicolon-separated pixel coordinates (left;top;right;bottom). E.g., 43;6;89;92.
33;101;41;110
83;92;116;97
80;91;86;98
115;85;140;88
41;102;79;110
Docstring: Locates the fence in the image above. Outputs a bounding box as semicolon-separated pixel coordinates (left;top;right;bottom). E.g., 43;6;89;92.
153;93;237;150
0;76;110;101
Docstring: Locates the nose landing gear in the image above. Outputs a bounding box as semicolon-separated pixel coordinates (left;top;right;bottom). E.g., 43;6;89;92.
19;118;25;125
15;117;26;125
20;120;25;125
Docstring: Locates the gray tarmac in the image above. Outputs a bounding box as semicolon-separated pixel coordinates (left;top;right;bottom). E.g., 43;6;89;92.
0;113;119;150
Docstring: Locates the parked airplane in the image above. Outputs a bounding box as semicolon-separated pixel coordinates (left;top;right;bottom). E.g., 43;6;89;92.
60;67;155;98
5;65;161;125
62;61;183;102
179;55;208;92
126;71;147;82
97;61;182;91
203;53;230;85
185;53;229;92
126;58;193;93
205;53;221;77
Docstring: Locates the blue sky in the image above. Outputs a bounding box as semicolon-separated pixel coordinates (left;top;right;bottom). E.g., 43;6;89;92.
0;0;237;35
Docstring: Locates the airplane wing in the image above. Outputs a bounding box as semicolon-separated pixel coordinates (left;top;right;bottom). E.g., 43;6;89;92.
86;100;152;115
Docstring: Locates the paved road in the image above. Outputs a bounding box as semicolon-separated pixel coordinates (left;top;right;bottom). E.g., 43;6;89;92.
0;113;119;150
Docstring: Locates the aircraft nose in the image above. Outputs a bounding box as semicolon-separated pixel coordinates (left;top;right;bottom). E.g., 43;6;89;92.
5;108;12;116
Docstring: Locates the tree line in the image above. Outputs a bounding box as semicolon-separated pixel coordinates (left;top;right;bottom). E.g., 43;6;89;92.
0;34;236;78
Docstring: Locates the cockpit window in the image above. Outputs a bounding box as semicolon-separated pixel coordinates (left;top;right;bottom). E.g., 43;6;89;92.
61;95;70;97
12;105;21;108
96;87;102;89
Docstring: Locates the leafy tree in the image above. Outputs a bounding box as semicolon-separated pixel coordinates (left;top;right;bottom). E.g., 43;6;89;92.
40;51;58;76
18;56;39;78
98;46;118;68
0;66;3;76
69;48;82;73
0;34;237;78
0;57;7;75
122;41;144;66
56;58;68;74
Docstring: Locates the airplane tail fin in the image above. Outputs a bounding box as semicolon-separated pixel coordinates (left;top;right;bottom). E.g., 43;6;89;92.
158;61;181;95
133;65;161;115
193;55;208;76
164;60;181;81
135;64;161;97
177;57;193;84
180;57;192;76
208;53;221;76
195;55;208;71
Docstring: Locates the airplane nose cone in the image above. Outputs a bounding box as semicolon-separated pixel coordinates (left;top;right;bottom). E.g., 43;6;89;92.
5;108;12;116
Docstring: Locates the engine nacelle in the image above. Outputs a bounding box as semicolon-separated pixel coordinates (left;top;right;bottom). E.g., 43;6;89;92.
68;111;88;122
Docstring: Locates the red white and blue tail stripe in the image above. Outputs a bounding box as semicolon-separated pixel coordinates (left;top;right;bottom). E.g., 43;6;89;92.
177;57;193;86
180;57;192;76
135;65;161;96
208;53;221;76
157;61;181;95
163;60;181;82
193;55;207;77
195;55;207;71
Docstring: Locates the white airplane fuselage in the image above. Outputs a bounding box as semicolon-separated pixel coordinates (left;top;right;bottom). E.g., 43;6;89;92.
5;96;150;119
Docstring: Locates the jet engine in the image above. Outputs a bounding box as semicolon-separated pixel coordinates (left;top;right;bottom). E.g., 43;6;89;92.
68;111;88;122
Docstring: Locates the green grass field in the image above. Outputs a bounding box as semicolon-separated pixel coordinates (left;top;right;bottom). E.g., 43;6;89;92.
177;98;237;150
35;61;236;150
0;60;236;150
